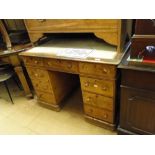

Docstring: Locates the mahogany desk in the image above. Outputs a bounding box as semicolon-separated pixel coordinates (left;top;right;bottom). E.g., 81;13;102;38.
20;38;129;130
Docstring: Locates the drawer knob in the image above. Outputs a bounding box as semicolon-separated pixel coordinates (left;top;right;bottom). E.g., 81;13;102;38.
102;87;107;91
38;19;46;22
35;73;38;77
103;68;108;73
67;64;72;68
86;97;91;102
84;82;89;87
93;84;98;88
34;60;38;64
47;62;51;65
103;114;108;119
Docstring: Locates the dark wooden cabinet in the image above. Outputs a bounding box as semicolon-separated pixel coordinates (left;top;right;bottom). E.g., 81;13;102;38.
135;19;155;35
118;52;155;135
130;19;155;58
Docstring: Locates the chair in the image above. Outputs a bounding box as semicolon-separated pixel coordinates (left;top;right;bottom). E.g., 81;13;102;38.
0;63;20;104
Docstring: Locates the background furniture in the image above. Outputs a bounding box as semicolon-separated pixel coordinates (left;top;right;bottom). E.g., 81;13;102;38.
118;20;155;134
118;50;155;134
0;63;15;104
24;19;132;52
0;20;32;97
130;19;155;59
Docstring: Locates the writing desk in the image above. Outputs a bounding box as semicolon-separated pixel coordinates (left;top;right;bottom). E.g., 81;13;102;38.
20;38;129;130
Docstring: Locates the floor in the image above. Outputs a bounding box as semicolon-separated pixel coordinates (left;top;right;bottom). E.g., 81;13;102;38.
0;79;116;135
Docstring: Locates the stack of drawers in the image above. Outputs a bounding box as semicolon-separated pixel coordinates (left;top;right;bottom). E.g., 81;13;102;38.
22;56;79;111
79;62;117;129
23;56;57;105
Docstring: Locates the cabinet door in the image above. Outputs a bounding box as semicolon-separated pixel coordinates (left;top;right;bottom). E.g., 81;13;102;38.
120;87;155;134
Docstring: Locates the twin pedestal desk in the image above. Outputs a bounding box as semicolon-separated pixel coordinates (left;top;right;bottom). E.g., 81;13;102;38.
20;38;128;130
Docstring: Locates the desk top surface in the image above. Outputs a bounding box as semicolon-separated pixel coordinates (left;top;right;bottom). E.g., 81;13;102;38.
20;38;129;65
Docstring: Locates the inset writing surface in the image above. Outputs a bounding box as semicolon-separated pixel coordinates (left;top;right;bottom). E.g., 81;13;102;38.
20;38;126;65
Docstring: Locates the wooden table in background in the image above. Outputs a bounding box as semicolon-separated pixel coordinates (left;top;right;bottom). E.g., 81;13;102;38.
0;49;32;98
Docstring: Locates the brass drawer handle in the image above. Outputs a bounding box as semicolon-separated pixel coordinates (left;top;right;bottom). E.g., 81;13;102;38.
93;84;98;88
102;87;107;91
47;62;50;65
67;64;72;68
34;73;38;77
86;97;91;102
103;114;108;119
38;19;46;22
102;68;108;73
84;82;89;87
34;60;38;64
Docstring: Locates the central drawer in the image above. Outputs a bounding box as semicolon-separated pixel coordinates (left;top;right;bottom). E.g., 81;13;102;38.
80;76;115;97
44;58;79;73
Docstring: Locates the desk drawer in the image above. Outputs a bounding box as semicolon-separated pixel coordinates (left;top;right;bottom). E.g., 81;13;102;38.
79;62;116;78
25;19;118;31
26;67;49;81
31;78;53;93
83;91;113;111
80;76;115;97
44;59;78;73
84;104;113;123
23;56;43;66
36;91;56;104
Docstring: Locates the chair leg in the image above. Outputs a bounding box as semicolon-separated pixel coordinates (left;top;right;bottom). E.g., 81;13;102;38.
13;75;23;90
4;81;14;104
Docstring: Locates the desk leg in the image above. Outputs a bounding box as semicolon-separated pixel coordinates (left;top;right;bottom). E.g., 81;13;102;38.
14;66;33;98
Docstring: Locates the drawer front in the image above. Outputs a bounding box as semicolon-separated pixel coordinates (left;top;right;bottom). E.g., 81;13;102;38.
25;19;118;32
44;59;78;73
31;78;53;93
23;56;43;66
84;104;113;123
36;91;56;104
79;62;116;78
82;91;113;111
80;76;115;97
26;67;49;81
